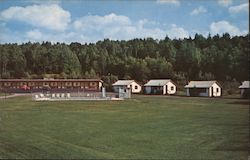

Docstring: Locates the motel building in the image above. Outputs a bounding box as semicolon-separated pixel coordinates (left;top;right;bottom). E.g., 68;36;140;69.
185;81;222;97
112;80;142;93
0;79;103;92
144;79;177;95
239;81;250;98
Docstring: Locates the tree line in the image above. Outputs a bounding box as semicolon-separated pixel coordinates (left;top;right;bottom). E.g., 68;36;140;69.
0;33;249;89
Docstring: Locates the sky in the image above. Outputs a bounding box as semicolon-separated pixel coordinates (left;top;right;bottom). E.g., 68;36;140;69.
0;0;249;44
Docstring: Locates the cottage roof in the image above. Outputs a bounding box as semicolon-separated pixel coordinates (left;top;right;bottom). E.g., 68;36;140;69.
112;80;135;86
185;81;220;88
144;79;172;86
239;81;250;89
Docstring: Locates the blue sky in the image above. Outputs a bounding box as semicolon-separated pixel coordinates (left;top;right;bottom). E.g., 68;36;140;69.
0;0;248;44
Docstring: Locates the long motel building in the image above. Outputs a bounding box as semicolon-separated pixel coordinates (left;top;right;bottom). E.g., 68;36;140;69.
0;79;103;92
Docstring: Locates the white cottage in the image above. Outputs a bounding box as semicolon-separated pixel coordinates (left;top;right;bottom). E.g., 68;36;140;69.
185;81;222;97
112;80;141;93
239;81;249;98
144;79;176;95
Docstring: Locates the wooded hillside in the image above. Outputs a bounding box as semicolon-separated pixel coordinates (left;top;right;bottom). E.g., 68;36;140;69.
0;33;249;86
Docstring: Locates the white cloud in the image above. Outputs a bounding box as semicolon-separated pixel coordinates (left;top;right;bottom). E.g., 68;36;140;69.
229;3;249;13
24;29;82;43
218;0;232;6
210;20;248;36
1;12;190;43
166;24;189;39
72;13;189;41
156;0;180;6
26;29;43;40
190;6;207;15
73;13;131;31
73;13;167;41
0;4;71;31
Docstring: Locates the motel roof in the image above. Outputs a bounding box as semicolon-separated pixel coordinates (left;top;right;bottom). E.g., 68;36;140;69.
184;81;220;88
239;81;250;89
144;79;173;86
0;79;103;82
112;80;135;86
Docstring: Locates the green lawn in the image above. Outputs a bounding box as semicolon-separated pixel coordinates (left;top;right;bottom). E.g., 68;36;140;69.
0;95;248;159
0;93;12;96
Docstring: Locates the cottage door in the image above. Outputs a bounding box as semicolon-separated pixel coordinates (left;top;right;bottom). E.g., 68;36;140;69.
165;85;168;95
211;87;214;97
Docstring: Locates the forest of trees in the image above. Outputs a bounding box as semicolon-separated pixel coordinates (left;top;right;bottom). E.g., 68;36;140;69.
0;33;249;89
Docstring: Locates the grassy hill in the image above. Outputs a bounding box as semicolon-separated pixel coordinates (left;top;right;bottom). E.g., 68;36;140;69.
0;95;248;159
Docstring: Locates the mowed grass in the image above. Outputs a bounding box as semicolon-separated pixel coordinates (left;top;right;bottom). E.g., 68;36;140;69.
0;95;248;159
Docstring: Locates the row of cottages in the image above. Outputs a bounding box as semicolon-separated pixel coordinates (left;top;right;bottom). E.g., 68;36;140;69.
0;79;103;92
112;80;226;97
112;79;177;95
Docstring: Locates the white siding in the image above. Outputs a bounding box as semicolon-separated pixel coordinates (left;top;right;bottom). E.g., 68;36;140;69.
130;81;142;93
211;83;221;97
163;85;166;94
209;87;212;97
166;82;176;94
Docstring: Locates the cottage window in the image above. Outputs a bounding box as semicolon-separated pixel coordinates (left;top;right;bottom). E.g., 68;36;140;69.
171;86;174;90
135;85;138;89
216;88;219;92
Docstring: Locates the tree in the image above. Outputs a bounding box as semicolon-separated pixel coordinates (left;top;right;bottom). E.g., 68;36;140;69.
6;45;26;78
0;46;9;78
59;45;81;77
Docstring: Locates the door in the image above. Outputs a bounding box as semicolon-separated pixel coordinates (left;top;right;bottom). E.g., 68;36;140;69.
165;85;168;95
211;87;214;97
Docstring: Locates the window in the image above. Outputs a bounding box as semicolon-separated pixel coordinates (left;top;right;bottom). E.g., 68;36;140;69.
171;86;174;90
73;82;80;86
66;82;72;86
216;88;219;92
50;82;57;86
135;85;138;89
4;82;11;86
90;82;96;86
28;82;34;86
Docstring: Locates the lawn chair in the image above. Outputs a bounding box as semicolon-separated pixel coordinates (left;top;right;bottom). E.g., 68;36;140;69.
40;93;44;98
52;94;55;98
67;93;71;98
61;93;65;98
35;95;39;100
